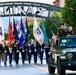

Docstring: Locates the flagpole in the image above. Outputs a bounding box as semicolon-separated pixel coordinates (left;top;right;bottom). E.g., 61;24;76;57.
25;12;30;43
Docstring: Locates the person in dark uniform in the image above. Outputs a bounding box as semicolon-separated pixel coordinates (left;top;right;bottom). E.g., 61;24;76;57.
13;40;19;65
33;41;39;64
24;42;28;60
3;42;9;66
27;41;32;63
44;43;50;64
20;46;26;64
39;44;44;64
57;23;68;37
0;43;2;65
8;44;13;65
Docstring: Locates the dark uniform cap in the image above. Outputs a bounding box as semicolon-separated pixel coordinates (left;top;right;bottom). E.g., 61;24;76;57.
61;23;64;26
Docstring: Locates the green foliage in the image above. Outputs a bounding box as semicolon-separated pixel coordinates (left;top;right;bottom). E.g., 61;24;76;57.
28;22;34;39
4;32;8;40
28;12;62;39
44;12;61;38
61;0;76;33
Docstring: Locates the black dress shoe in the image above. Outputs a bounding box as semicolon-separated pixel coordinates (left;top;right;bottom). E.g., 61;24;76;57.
10;62;12;65
34;61;37;64
4;63;6;66
41;61;43;64
22;61;25;64
16;62;18;65
29;61;30;63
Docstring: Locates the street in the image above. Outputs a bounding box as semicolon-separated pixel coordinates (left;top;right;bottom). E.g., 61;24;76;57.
0;58;76;75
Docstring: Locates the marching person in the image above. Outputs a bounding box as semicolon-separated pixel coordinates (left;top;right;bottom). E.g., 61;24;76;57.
44;43;50;64
0;42;2;65
8;44;13;65
33;41;39;64
24;42;28;60
39;44;44;64
13;40;19;65
20;46;26;64
3;42;8;66
27;41;33;63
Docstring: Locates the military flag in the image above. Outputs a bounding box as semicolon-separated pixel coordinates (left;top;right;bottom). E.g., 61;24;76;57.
0;16;5;44
33;16;44;45
7;16;14;46
25;17;30;43
18;17;24;48
13;18;19;41
42;18;49;46
20;17;25;34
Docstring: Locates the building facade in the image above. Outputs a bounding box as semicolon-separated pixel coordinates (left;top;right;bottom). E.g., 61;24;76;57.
53;0;65;7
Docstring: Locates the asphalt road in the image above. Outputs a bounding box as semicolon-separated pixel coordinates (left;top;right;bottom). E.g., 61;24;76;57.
0;58;76;75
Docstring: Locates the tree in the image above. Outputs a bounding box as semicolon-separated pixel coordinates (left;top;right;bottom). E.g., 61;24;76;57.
28;12;62;39
62;0;76;33
28;22;34;39
42;12;62;38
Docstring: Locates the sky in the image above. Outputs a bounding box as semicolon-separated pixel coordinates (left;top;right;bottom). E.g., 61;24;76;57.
0;0;55;32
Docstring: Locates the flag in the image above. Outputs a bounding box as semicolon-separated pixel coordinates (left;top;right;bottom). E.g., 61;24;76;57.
25;17;30;43
20;17;25;34
13;18;15;39
0;16;5;44
13;18;19;41
18;17;25;48
33;16;44;45
42;18;49;46
26;17;30;35
7;16;14;46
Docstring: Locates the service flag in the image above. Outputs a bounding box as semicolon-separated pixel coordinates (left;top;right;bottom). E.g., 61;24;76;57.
18;18;25;48
13;18;19;41
42;18;49;46
25;17;30;43
0;17;5;43
7;17;14;46
33;16;44;45
20;17;25;34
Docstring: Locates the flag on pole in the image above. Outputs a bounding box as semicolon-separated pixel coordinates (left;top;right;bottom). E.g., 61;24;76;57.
13;18;15;39
0;16;5;44
20;17;25;34
33;16;44;45
25;17;30;43
13;18;19;41
42;18;49;46
26;17;30;35
7;16;14;46
18;17;25;48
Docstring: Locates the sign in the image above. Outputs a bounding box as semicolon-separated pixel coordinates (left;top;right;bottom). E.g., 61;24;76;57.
0;6;43;16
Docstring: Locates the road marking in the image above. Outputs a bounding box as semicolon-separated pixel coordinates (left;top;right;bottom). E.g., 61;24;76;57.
31;64;48;72
31;64;57;75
